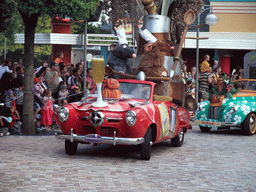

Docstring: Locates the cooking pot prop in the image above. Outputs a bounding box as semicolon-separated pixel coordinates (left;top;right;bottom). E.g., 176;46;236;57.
184;95;198;111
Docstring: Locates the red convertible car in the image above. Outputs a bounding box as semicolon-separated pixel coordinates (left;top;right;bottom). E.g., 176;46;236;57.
55;79;190;160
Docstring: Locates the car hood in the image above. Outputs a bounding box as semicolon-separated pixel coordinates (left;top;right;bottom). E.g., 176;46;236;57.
68;99;155;123
222;95;254;106
70;98;153;112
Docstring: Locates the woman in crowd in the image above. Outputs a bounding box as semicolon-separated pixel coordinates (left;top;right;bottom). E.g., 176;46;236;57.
59;62;68;85
232;66;243;81
67;68;82;92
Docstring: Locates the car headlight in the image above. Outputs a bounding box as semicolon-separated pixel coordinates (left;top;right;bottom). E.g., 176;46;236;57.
125;111;137;126
230;107;237;115
58;107;69;122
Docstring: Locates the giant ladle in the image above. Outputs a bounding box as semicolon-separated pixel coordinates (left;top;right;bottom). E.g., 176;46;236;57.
170;9;196;78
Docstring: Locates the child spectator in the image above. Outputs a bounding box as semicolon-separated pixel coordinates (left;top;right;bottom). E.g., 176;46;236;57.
14;79;24;120
41;89;55;131
5;88;15;109
58;84;69;104
68;85;81;103
33;78;44;100
60;98;68;107
9;104;20;127
0;105;12;136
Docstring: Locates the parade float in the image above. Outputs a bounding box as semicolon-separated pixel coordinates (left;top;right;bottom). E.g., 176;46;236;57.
54;0;204;160
195;78;256;135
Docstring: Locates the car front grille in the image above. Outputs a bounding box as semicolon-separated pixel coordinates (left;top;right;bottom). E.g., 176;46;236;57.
210;106;221;120
81;125;97;135
100;127;119;137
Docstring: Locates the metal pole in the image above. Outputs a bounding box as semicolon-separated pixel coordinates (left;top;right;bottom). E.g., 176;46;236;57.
195;6;211;104
4;37;6;59
83;20;88;98
195;13;200;104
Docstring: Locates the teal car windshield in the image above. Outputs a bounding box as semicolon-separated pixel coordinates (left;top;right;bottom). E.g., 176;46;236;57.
247;81;256;91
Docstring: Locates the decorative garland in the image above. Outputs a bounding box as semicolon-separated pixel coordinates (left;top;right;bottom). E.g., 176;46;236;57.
208;77;238;101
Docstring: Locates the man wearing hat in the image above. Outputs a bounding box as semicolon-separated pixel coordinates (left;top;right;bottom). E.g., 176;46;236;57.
106;28;136;79
44;61;61;99
199;54;212;101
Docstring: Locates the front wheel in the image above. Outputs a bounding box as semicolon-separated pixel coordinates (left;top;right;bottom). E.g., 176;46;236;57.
140;127;152;160
65;140;78;155
242;113;256;135
199;126;211;132
171;128;185;147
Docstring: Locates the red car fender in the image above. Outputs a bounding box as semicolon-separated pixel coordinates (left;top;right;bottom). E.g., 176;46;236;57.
128;108;155;139
54;105;80;134
176;107;190;133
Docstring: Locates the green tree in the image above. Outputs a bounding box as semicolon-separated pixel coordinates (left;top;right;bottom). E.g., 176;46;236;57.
0;0;16;33
0;11;52;64
0;10;24;59
2;0;100;134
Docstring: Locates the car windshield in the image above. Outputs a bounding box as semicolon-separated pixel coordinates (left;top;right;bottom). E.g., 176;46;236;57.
234;81;248;90
92;82;152;100
247;81;256;91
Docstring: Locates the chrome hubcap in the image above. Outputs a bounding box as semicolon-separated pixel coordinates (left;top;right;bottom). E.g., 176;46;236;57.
179;130;184;142
249;116;256;132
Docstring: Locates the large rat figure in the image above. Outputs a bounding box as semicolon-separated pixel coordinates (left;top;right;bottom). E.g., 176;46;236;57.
136;36;174;95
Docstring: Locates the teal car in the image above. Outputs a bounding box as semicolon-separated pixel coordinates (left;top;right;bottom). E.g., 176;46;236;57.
195;79;256;135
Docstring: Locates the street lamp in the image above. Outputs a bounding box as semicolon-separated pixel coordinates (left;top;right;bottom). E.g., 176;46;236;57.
195;6;218;104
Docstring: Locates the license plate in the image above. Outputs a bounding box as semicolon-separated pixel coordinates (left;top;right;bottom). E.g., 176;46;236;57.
194;120;222;126
85;134;102;143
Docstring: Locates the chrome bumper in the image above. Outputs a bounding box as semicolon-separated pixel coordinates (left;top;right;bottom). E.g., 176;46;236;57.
55;129;144;146
195;120;237;127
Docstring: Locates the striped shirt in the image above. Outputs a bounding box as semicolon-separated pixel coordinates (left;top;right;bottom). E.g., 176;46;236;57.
199;72;211;90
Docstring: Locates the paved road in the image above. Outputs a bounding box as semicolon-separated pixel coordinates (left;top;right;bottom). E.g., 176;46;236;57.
1;123;256;192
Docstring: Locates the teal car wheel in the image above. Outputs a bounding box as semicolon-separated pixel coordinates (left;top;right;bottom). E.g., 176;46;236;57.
242;113;256;135
199;126;211;132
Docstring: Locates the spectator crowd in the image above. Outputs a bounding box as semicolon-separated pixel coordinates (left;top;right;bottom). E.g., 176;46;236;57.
0;55;96;136
182;54;244;102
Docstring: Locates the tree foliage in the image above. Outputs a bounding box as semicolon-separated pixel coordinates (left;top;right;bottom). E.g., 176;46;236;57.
0;0;16;33
102;0;162;26
0;12;52;63
17;0;99;21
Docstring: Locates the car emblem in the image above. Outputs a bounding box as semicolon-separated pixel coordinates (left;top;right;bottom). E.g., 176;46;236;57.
90;111;104;126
